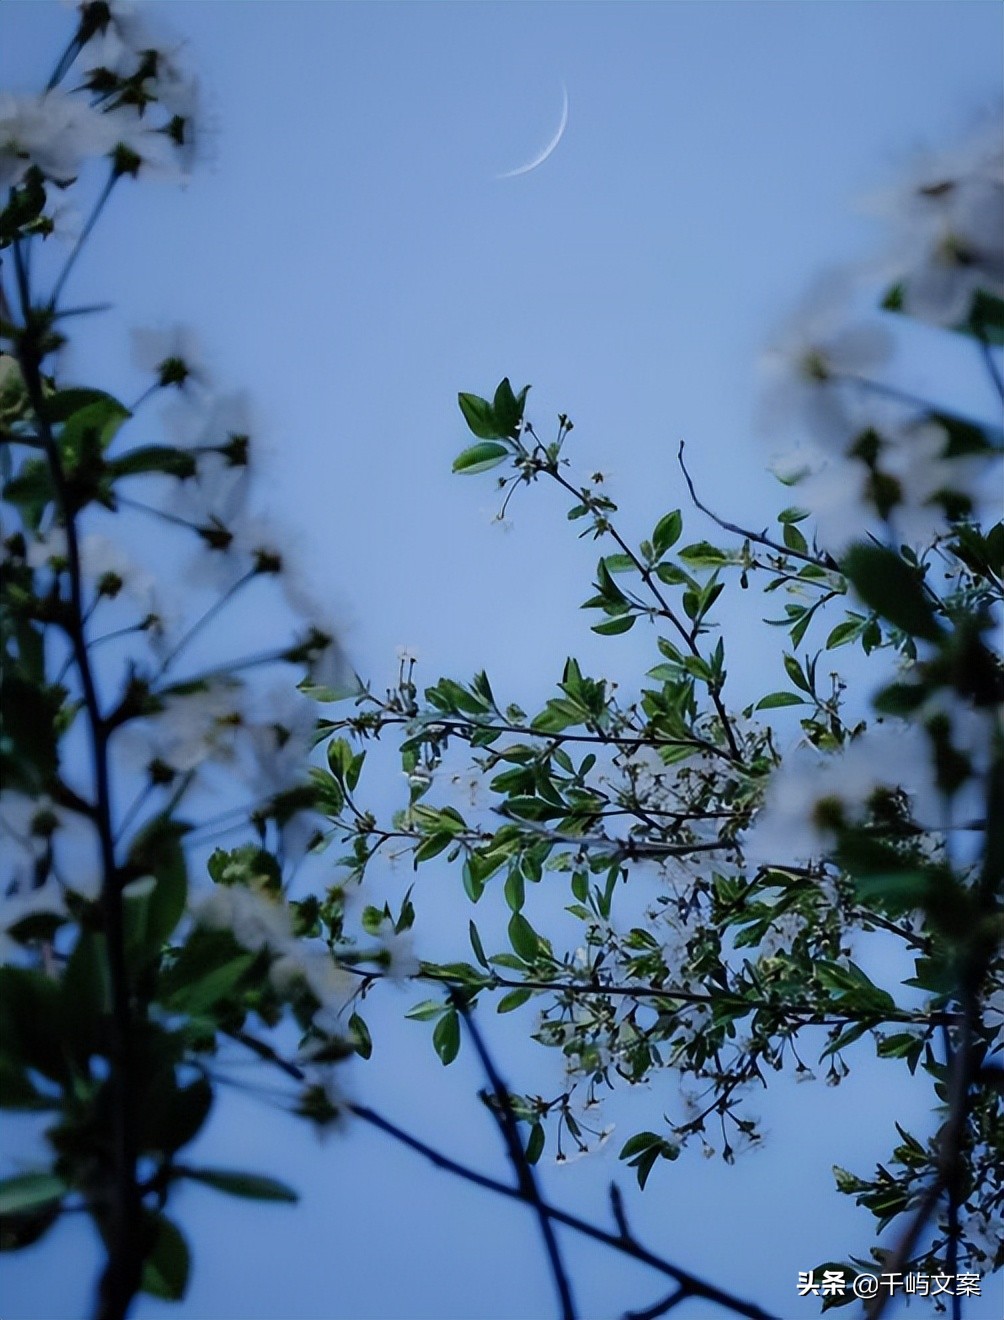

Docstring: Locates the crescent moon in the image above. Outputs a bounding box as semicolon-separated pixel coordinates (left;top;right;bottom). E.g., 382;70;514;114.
496;83;569;179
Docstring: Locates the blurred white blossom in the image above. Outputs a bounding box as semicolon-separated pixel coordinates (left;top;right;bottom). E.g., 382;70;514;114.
759;271;893;447
744;724;942;867
0;89;114;189
866;124;1004;326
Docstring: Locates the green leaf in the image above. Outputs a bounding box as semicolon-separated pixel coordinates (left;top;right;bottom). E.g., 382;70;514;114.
603;553;636;574
405;999;445;1022
755;691;807;710
782;653;812;694
655;562;691;586
872;682;926;716
182;1168;298;1202
469;920;489;968
452;441;509;474
3;460;54;529
508;911;540;962
462;859;485;903
413;832;453;864
492;378;527;437
504;869;525;913
42;387;122;423
140;1215;190;1301
0;967;68;1082
458;392;505;440
592;614;635;635
161;951;254;1015
619;1131;662;1159
652;510;683;558
108;445;197;480
497;987;533;1013
433;1008;461;1065
0;1172;66;1215
825;620;860;650
526;1123;545;1165
60;396;130;458
349;1012;373;1059
678;541;728;567
853;871;930;916
842;546;942;642
0;676;61;779
152;1077;214;1156
782;521;808;554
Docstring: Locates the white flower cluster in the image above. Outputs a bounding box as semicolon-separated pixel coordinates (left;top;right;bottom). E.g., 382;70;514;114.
743;723;942;868
1;2;200;190
192;882;354;1034
869;124;1004;328
4;340;349;956
0;791;101;961
760;124;1003;555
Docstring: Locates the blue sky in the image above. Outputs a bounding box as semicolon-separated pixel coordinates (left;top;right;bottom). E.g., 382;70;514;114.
2;2;1003;1318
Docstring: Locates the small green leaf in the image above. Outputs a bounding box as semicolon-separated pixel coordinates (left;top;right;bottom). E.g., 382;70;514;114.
405;999;445;1022
652;510;683;558
525;1123;545;1165
825;620;860;650
782;521;808;554
452;441;509;474
508;912;540;962
140;1215;190;1301
497;987;533;1013
592;614;635;635
603;554;636;574
182;1168;298;1202
433;1008;461;1065
458;392;505;440
504;869;525;913
469;921;489;968
492;378;527;437
755;691;806;710
108;445;196;480
678;541;728;567
0;1172;66;1215
349;1012;373;1059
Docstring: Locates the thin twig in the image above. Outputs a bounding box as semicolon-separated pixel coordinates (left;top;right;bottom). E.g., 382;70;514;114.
677;440;837;572
625;1285;688;1319
349;1102;781;1320
455;995;578;1320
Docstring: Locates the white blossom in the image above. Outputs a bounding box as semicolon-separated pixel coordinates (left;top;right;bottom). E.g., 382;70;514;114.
103;104;190;184
72;0;157;55
192;882;292;954
372;919;420;981
0;791;101;901
241;688;315;800
866;125;1004;326
119;678;246;779
759;910;807;959
132;324;208;390
790;414;997;553
0;89;114;189
270;949;354;1030
759;271;893;448
195;886;354;1033
744;724;942;867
